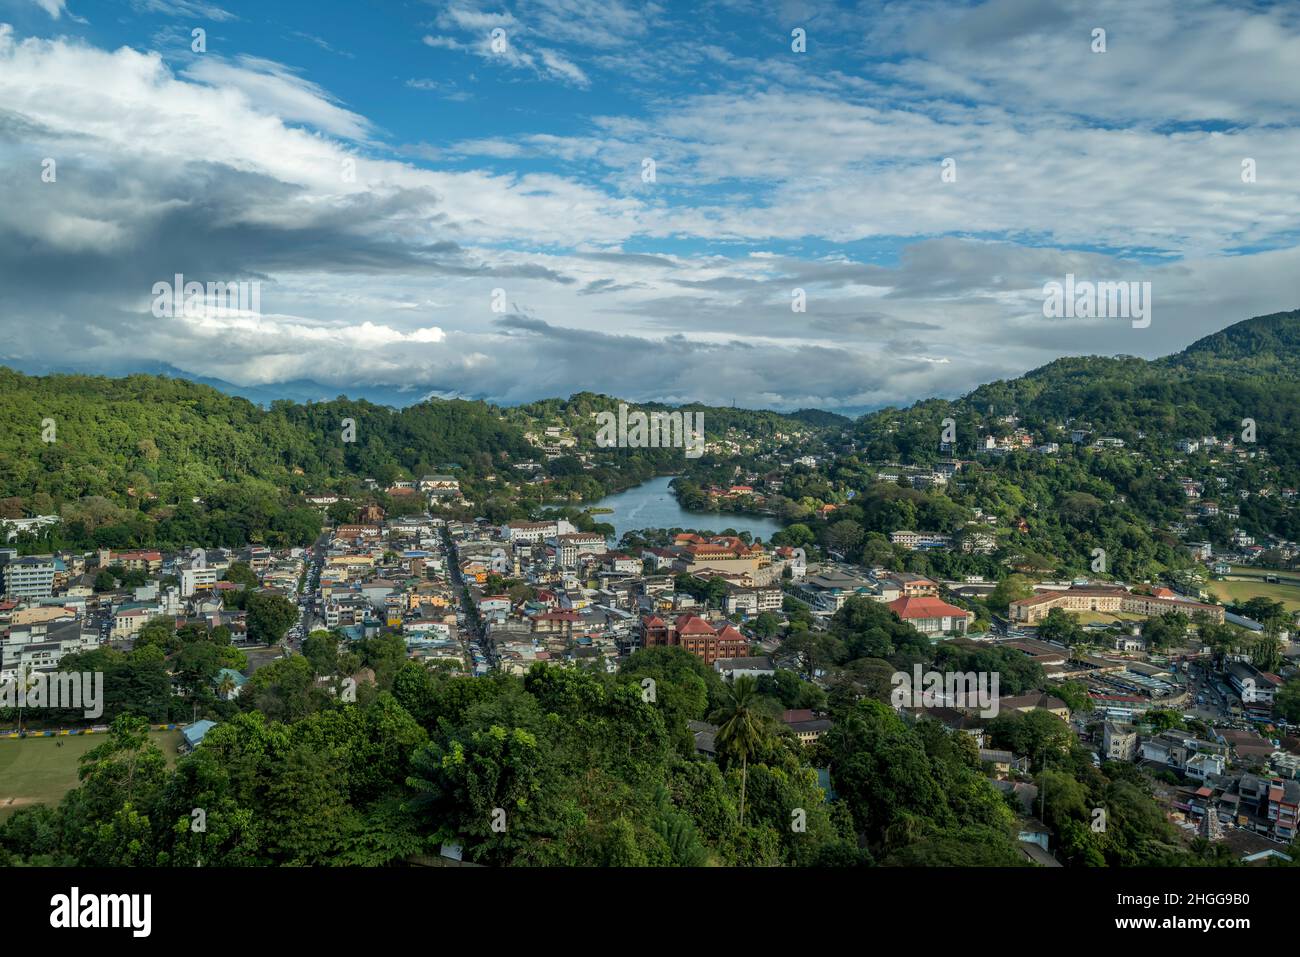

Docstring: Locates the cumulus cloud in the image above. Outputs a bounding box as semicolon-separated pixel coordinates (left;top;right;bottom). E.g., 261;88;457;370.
2;3;1299;413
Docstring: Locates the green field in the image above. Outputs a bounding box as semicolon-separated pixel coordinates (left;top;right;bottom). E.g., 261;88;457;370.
1207;575;1300;612
1229;564;1300;582
0;729;182;822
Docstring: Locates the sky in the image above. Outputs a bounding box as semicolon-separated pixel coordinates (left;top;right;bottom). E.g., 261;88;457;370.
1;0;1298;413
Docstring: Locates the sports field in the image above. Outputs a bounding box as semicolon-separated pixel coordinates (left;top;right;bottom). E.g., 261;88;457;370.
0;729;182;822
1207;568;1300;612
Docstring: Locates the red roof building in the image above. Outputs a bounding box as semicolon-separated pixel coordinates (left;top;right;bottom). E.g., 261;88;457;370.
640;613;749;664
886;595;971;635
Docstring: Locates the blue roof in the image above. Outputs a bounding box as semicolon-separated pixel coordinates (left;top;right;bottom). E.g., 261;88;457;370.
182;720;217;747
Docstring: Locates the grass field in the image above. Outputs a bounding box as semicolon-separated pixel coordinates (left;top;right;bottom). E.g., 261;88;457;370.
1207;576;1300;612
0;729;182;822
1229;565;1300;582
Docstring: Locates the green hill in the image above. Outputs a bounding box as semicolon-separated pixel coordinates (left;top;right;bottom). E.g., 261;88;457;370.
0;369;841;551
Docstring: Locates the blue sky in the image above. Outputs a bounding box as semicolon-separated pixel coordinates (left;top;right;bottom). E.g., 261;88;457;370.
2;0;1299;411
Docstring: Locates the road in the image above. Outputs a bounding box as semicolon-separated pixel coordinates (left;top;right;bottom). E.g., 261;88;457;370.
439;524;494;673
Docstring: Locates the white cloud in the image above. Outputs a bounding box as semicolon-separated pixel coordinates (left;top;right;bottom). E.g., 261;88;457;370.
1;7;1299;411
33;0;67;19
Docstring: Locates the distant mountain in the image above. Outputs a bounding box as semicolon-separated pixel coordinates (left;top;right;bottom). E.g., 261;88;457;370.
0;358;435;408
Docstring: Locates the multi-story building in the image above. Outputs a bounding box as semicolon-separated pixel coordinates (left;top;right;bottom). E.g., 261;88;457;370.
882;573;939;598
640;613;748;664
552;532;607;567
672;536;772;585
723;585;783;617
1103;721;1139;761
889;530;952;550
111;607;152;639
502;519;576;543
1239;774;1300;842
4;557;56;599
1010;585;1224;624
99;550;163;573
180;565;220;597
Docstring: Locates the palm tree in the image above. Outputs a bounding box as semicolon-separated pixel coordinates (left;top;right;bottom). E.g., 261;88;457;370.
712;675;768;828
217;673;236;701
15;665;35;736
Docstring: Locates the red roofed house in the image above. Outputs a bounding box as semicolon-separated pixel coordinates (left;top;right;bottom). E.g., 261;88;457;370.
105;550;163;573
886;595;971;635
640;613;749;664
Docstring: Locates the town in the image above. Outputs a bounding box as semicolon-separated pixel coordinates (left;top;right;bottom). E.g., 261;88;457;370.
4;403;1298;868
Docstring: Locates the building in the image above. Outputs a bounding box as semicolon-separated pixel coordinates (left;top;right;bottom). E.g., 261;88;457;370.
111;607;153;639
1009;585;1224;624
782;708;832;745
180;719;217;753
1103;721;1139;761
180;565;220;597
101;550;163;573
640;613;748;664
673;536;773;585
419;474;461;494
723;585;783;617
889;530;952;550
1226;661;1282;706
997;692;1070;722
552;532;607;567
4;557;55;599
882;573;939;598
886;595;970;634
502;519;576;543
714;655;774;679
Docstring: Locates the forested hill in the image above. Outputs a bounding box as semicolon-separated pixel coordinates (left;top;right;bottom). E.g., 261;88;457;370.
1165;308;1300;376
0;368;842;550
847;309;1300;475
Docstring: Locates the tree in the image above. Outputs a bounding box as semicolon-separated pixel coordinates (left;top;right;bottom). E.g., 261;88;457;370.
302;630;340;677
1141;612;1189;652
711;675;770;828
751;612;781;640
1274;678;1300;724
825;519;865;555
859;532;894;568
987;574;1032;614
1038;607;1085;646
1251;633;1284;672
245;592;298;645
223;561;260;589
1145;709;1183;733
988;709;1073;770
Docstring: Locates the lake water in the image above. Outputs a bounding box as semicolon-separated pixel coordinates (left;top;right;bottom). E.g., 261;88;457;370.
585;475;784;541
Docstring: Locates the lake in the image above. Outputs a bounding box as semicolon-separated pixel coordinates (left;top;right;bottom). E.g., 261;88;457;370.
585;475;784;541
